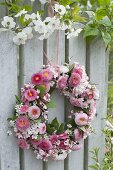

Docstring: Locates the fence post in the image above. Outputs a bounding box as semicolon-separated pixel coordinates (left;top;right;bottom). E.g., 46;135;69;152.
0;30;19;170
43;30;65;170
64;34;86;170
85;38;108;169
18;35;44;170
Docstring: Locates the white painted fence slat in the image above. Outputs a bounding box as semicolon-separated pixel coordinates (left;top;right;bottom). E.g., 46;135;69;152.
0;31;19;170
20;36;43;170
86;38;108;169
67;34;86;170
45;31;65;170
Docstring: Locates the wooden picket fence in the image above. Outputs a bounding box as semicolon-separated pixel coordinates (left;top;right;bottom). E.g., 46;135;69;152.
0;1;108;170
0;30;108;170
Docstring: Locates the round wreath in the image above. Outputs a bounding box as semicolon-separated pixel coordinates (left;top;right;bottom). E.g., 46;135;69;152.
8;62;99;161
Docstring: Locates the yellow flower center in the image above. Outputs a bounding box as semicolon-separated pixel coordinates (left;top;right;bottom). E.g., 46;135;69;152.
44;72;49;78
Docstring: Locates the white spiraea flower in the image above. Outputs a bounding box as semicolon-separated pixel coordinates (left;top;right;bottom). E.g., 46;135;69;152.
54;151;67;160
25;13;39;21
1;16;16;29
22;27;33;39
59;65;69;73
15;9;27;17
55;4;66;15
67;28;82;39
7;130;12;136
34;20;47;34
13;32;27;45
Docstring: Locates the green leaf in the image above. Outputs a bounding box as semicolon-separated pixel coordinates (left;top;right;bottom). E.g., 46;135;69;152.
57;123;65;134
46;100;56;108
98;0;111;6
46;124;55;135
67;118;76;127
22;5;32;12
73;15;86;22
51;117;59;129
99;16;111;26
59;0;72;6
15;95;21;104
101;31;111;45
96;8;108;20
19;15;26;27
69;63;75;72
36;85;46;97
7;114;17;121
88;165;98;170
84;26;99;37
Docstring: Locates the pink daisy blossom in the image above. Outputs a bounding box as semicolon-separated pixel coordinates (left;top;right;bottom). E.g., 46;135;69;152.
38;123;46;134
69;73;81;87
50;134;58;144
28;106;41;119
74;129;83;141
19;105;29;113
87;90;94;99
24;89;37;101
70;97;83;108
18;139;29;149
75;113;89;126
57;76;68;89
59;141;69;150
31;73;43;85
71;143;82;151
30;138;39;147
58;133;69;140
16;116;30;131
41;68;53;82
72;67;83;77
38;139;53;151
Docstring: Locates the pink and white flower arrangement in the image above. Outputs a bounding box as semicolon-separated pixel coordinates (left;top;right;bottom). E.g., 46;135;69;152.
8;63;99;161
28;106;41;119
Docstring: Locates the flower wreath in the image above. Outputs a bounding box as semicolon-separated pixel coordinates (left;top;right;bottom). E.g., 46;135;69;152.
8;63;99;161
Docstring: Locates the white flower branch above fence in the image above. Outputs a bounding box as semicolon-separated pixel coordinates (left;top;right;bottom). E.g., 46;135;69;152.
0;3;83;45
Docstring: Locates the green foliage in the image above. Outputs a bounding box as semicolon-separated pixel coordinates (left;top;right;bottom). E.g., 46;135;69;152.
36;85;46;97
46;117;65;134
0;0;32;16
89;148;100;170
46;100;56;108
15;95;21;104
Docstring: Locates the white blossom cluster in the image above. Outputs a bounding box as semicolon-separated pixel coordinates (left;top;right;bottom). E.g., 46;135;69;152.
1;4;83;45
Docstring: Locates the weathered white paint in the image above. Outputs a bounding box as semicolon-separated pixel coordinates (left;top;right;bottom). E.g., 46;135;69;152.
44;30;65;170
86;38;108;170
0;31;108;170
20;36;44;170
0;31;19;170
65;34;86;170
